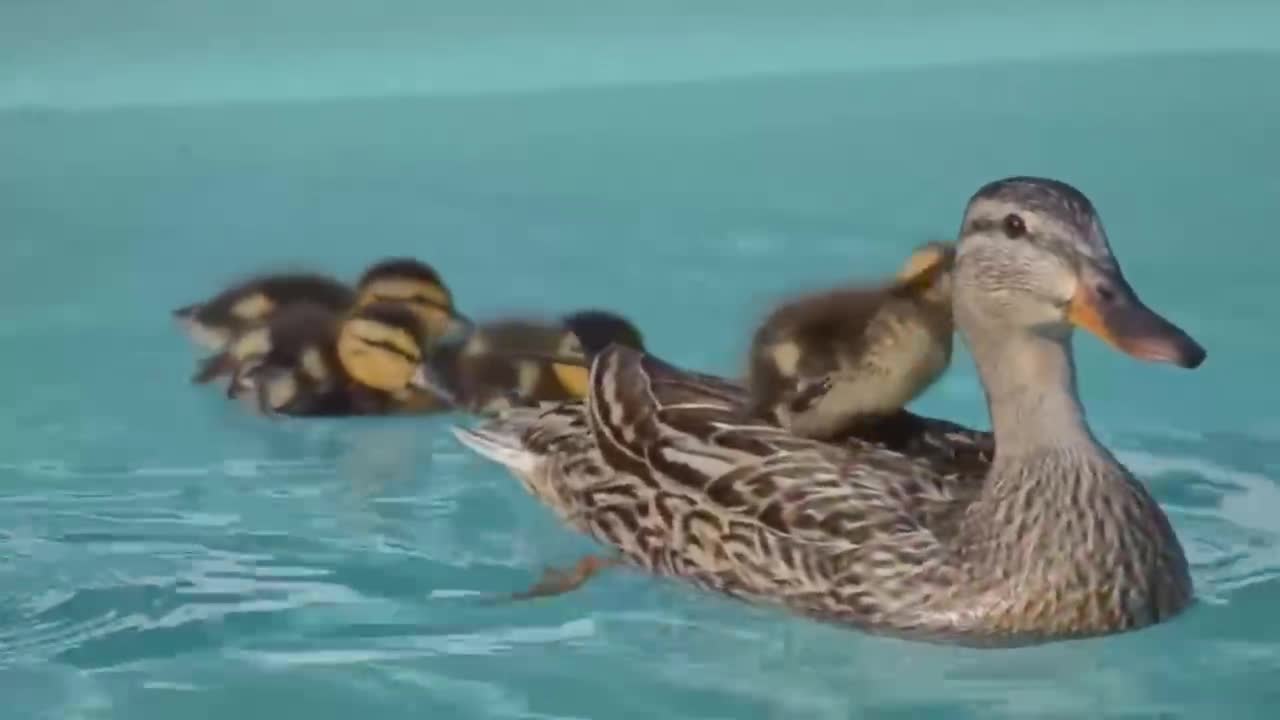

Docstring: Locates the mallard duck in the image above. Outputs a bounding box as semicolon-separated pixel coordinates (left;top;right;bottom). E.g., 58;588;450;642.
447;310;645;413
201;300;446;417
747;240;955;440
173;257;470;353
452;177;1206;646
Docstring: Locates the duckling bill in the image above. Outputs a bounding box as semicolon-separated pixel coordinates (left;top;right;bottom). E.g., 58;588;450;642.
747;241;955;440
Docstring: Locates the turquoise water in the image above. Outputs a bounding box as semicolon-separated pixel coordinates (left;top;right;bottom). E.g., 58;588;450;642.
4;3;1280;718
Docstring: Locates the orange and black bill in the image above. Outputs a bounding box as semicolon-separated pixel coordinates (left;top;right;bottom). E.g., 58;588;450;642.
1068;265;1206;369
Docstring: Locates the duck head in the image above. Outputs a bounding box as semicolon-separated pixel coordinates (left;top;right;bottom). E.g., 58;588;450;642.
954;176;1205;369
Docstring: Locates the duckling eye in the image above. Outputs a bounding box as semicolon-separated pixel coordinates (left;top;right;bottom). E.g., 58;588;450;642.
1002;213;1027;239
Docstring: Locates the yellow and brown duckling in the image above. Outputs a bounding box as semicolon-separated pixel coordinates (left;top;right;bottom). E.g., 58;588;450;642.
746;240;955;440
448;318;567;414
173;273;354;351
199;301;447;417
173;257;470;353
541;309;646;399
448;310;645;413
353;258;472;344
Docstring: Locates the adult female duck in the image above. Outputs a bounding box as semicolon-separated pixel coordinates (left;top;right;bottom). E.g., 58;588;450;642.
454;177;1206;646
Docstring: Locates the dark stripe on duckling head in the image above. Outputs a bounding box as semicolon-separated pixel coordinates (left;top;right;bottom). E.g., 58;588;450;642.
358;337;418;362
368;291;456;315
351;302;429;349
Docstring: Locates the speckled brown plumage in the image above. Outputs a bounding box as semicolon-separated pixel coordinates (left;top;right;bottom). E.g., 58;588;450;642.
454;177;1203;647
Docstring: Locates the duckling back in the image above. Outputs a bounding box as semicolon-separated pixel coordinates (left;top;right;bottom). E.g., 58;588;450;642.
452;318;570;413
747;242;955;440
174;273;354;351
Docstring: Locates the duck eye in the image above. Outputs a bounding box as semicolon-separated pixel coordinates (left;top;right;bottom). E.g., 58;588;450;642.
1002;213;1027;239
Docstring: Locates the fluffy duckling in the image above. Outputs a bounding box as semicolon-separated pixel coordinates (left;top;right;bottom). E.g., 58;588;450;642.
541;310;646;400
449;318;566;413
173;257;470;353
173;273;353;351
200;301;444;417
746;240;955;440
449;310;645;412
354;258;471;344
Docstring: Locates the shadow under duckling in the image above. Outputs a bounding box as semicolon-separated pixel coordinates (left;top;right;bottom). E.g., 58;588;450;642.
198;301;449;417
746;240;955;441
446;310;645;413
173;257;471;354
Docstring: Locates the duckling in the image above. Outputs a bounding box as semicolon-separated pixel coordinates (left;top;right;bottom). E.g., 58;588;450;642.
449;318;566;414
173;273;354;351
179;257;470;385
450;310;645;413
204;301;444;417
746;240;955;441
542;310;646;400
353;257;472;344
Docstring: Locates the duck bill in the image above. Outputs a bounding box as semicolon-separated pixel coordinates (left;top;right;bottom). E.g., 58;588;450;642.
1067;268;1206;369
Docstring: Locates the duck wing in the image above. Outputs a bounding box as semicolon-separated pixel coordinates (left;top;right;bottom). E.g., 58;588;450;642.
560;346;983;629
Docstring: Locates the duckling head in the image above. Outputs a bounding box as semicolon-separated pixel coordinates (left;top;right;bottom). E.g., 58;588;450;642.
550;310;646;398
893;240;955;305
955;176;1204;368
354;258;472;344
337;301;459;405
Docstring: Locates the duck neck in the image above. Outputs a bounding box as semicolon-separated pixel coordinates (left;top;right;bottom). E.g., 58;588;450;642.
965;325;1100;462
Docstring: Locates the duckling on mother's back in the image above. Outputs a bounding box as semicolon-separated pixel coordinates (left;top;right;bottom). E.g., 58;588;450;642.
747;241;955;440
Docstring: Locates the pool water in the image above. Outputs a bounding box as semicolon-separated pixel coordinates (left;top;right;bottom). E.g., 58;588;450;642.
3;4;1280;718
